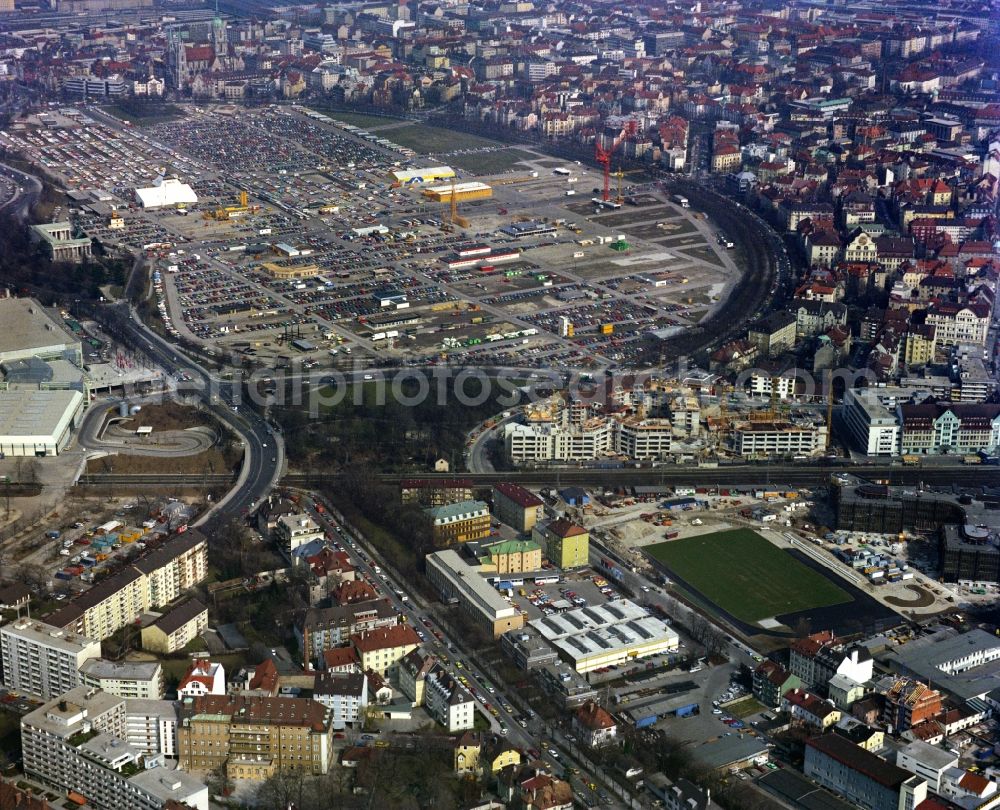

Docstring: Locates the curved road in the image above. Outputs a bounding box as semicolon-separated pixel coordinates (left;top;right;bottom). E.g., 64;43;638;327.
109;303;284;528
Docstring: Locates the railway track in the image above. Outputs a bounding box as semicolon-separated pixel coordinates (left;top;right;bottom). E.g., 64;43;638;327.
76;466;1000;489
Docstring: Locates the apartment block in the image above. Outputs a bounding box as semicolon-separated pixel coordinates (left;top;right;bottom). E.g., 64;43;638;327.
732;419;827;458
400;478;474;507
21;686;207;810
80;659;164;700
492;483;544;533
47;532;208;641
299;600;399;666
899;402;1000;455
125;698;179;758
427;499;491;546
843;388;901;456
312;671;368;728
483;539;543;574
533;519;589;569
804;734;926;810
177;695;334;781
423;665;475;733
0;619;100;700
140;598;209;654
273;514;324;555
351;624;421;677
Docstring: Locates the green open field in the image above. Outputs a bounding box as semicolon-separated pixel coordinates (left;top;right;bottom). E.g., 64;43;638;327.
646;529;851;623
306;108;406;130
449;148;535;175
386;124;505;153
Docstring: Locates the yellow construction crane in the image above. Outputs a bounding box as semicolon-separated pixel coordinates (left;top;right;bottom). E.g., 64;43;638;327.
203;189;257;221
449;179;469;228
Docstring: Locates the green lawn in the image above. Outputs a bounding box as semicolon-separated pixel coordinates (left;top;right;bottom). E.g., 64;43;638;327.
307;108;406;130
385;124;504;154
449;148;535;175
646;529;851;623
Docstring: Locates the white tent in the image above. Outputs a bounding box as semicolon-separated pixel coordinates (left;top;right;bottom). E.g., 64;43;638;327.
134;177;198;209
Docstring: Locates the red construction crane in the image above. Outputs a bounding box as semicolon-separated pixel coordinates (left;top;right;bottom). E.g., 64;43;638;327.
595;120;638;201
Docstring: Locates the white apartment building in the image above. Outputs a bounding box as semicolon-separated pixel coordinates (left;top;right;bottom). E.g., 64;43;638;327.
423;665;475;733
21;686;207;810
927;304;989;347
0;619;100;700
733;421;827;458
504;419;613;462
80;659;164;700
312;671;368;729
896;740;959;793
843;388;901;456
274;514;325;555
125;698;179;757
615;419;676;460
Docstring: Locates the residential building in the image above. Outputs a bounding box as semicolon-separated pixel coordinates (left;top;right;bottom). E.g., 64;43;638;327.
926;304;990;347
782;688;842;730
828;673;868;710
533;519;589;569
843;389;901;456
483;539;542;574
426;549;525;638
140;599;209;654
0;619;100;700
899;402;1000;455
350;625;421;677
176;660;226;699
299;600;399;666
124;698;179;758
312;671;368;728
833;716;884;752
80;660;164;700
732;419;827;458
47;532;208;641
752;660;801;709
273;514;324;555
793;301;847;339
895;740;958;792
492;483;544;532
21;686;208;810
747;312;798;358
424;665;475;733
400;478;474;507
804;734;927;810
573;701;617;747
427;500;491;546
177;694;334;780
880;678;943;732
398;649;437;708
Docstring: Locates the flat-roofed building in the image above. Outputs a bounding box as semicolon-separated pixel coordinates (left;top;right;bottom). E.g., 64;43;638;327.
178;695;334;781
273;514;324;555
0;388;86;457
30;221;92;262
529;600;679;673
313;671;368;728
22;686;208;810
492;483;544;532
843;388;901;456
426;549;525;638
80;659;164;700
0;619;100;699
0;298;83;366
124;698;179;757
141;598;209;654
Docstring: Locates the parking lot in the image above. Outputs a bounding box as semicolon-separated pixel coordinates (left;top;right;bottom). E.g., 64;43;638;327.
7;103;744;373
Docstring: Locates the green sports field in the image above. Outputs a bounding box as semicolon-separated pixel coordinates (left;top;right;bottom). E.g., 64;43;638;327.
646;529;851;624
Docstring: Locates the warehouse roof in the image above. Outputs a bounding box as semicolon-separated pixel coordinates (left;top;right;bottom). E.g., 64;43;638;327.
0;298;79;359
0;388;84;442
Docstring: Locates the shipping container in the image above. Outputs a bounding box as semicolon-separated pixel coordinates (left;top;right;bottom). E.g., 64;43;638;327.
634;715;658;729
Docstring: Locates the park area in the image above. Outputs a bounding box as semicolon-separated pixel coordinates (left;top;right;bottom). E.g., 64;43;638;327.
646;529;852;626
